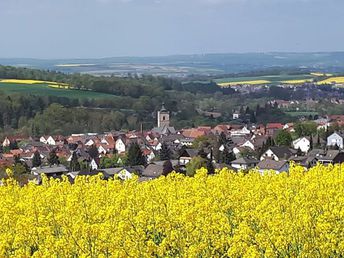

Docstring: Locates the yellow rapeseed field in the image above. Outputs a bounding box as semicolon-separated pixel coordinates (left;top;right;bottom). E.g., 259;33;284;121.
317;77;344;85
281;79;312;84
0;79;69;87
1;164;344;257
218;80;270;87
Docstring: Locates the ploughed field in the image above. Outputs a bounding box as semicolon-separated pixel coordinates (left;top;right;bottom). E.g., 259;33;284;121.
1;164;344;257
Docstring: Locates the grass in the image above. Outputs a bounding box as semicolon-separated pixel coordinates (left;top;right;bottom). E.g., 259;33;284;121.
0;81;116;99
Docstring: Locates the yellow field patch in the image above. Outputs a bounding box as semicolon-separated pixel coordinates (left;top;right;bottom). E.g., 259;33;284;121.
282;79;313;84
218;80;270;87
0;79;70;87
317;76;344;85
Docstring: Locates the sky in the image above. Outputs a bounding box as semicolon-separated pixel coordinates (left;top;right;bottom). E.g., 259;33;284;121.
0;0;343;59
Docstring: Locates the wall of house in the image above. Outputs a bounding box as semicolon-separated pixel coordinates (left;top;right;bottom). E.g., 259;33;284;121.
327;134;343;149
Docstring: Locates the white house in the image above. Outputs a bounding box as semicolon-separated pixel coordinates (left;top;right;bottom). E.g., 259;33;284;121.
260;147;293;161
241;140;255;151
46;136;56;146
231;157;259;170
85;139;95;146
327;132;344;149
98;145;107;154
293;137;311;153
40;136;48;144
2;137;11;147
90;159;99;170
115;138;126;153
231;126;251;137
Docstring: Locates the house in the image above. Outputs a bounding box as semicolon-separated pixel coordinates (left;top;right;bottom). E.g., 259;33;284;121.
115;138;126;153
31;165;69;177
257;159;289;174
230;126;251;137
142;164;164;180
327;132;344;149
260;146;294;161
314;150;344;165
265;123;284;136
231;157;259;170
100;167;133;180
293;137;311;153
232;111;241;120
179;149;198;165
90;159;100;170
2;137;11;147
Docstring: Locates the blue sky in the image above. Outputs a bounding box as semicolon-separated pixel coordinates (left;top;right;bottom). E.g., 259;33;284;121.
0;0;343;58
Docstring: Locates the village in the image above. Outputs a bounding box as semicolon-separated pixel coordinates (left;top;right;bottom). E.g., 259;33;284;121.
1;103;344;184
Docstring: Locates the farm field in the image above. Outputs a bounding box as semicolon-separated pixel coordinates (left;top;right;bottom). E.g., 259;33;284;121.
0;79;116;99
1;164;344;256
317;76;344;85
214;73;320;87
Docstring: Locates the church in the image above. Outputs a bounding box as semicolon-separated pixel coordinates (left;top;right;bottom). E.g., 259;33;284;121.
152;103;176;135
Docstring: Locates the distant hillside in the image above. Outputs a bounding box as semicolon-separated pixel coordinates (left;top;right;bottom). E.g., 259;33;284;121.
1;52;344;77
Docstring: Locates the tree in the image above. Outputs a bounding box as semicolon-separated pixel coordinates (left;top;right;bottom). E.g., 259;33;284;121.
186;156;207;177
309;136;313;151
48;149;60;166
159;143;171;161
88;145;99;160
275;130;292;147
206;159;215;175
219;132;227;145
222;147;236;164
295;122;317;138
70;151;80;172
32;151;42;168
126;143;146;166
162;160;174;176
250;111;257;123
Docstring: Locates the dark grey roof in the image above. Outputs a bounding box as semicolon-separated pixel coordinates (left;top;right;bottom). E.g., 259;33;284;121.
231;157;258;165
180;149;198;158
142;164;164;178
316;150;340;161
258;159;288;170
100;167;127;176
269;146;294;159
152;125;176;135
32;165;69;174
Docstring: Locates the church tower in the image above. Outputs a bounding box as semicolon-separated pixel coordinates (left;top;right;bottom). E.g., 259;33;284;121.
157;103;170;128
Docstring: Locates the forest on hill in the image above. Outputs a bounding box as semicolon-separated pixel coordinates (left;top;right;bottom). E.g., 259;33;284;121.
0;66;238;137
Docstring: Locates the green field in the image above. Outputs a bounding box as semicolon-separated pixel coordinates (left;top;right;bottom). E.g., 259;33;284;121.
0;82;116;99
214;73;316;85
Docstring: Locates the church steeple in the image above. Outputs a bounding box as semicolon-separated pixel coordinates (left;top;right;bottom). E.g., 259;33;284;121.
157;103;170;128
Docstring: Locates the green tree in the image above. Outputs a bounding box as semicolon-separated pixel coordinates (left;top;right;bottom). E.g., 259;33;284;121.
275;130;292;147
32;151;42;168
70;151;80;172
126;143;146;166
88;145;99;160
48;149;60;166
162;160;174;176
222;147;236;164
159;143;172;161
186;156;207;177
